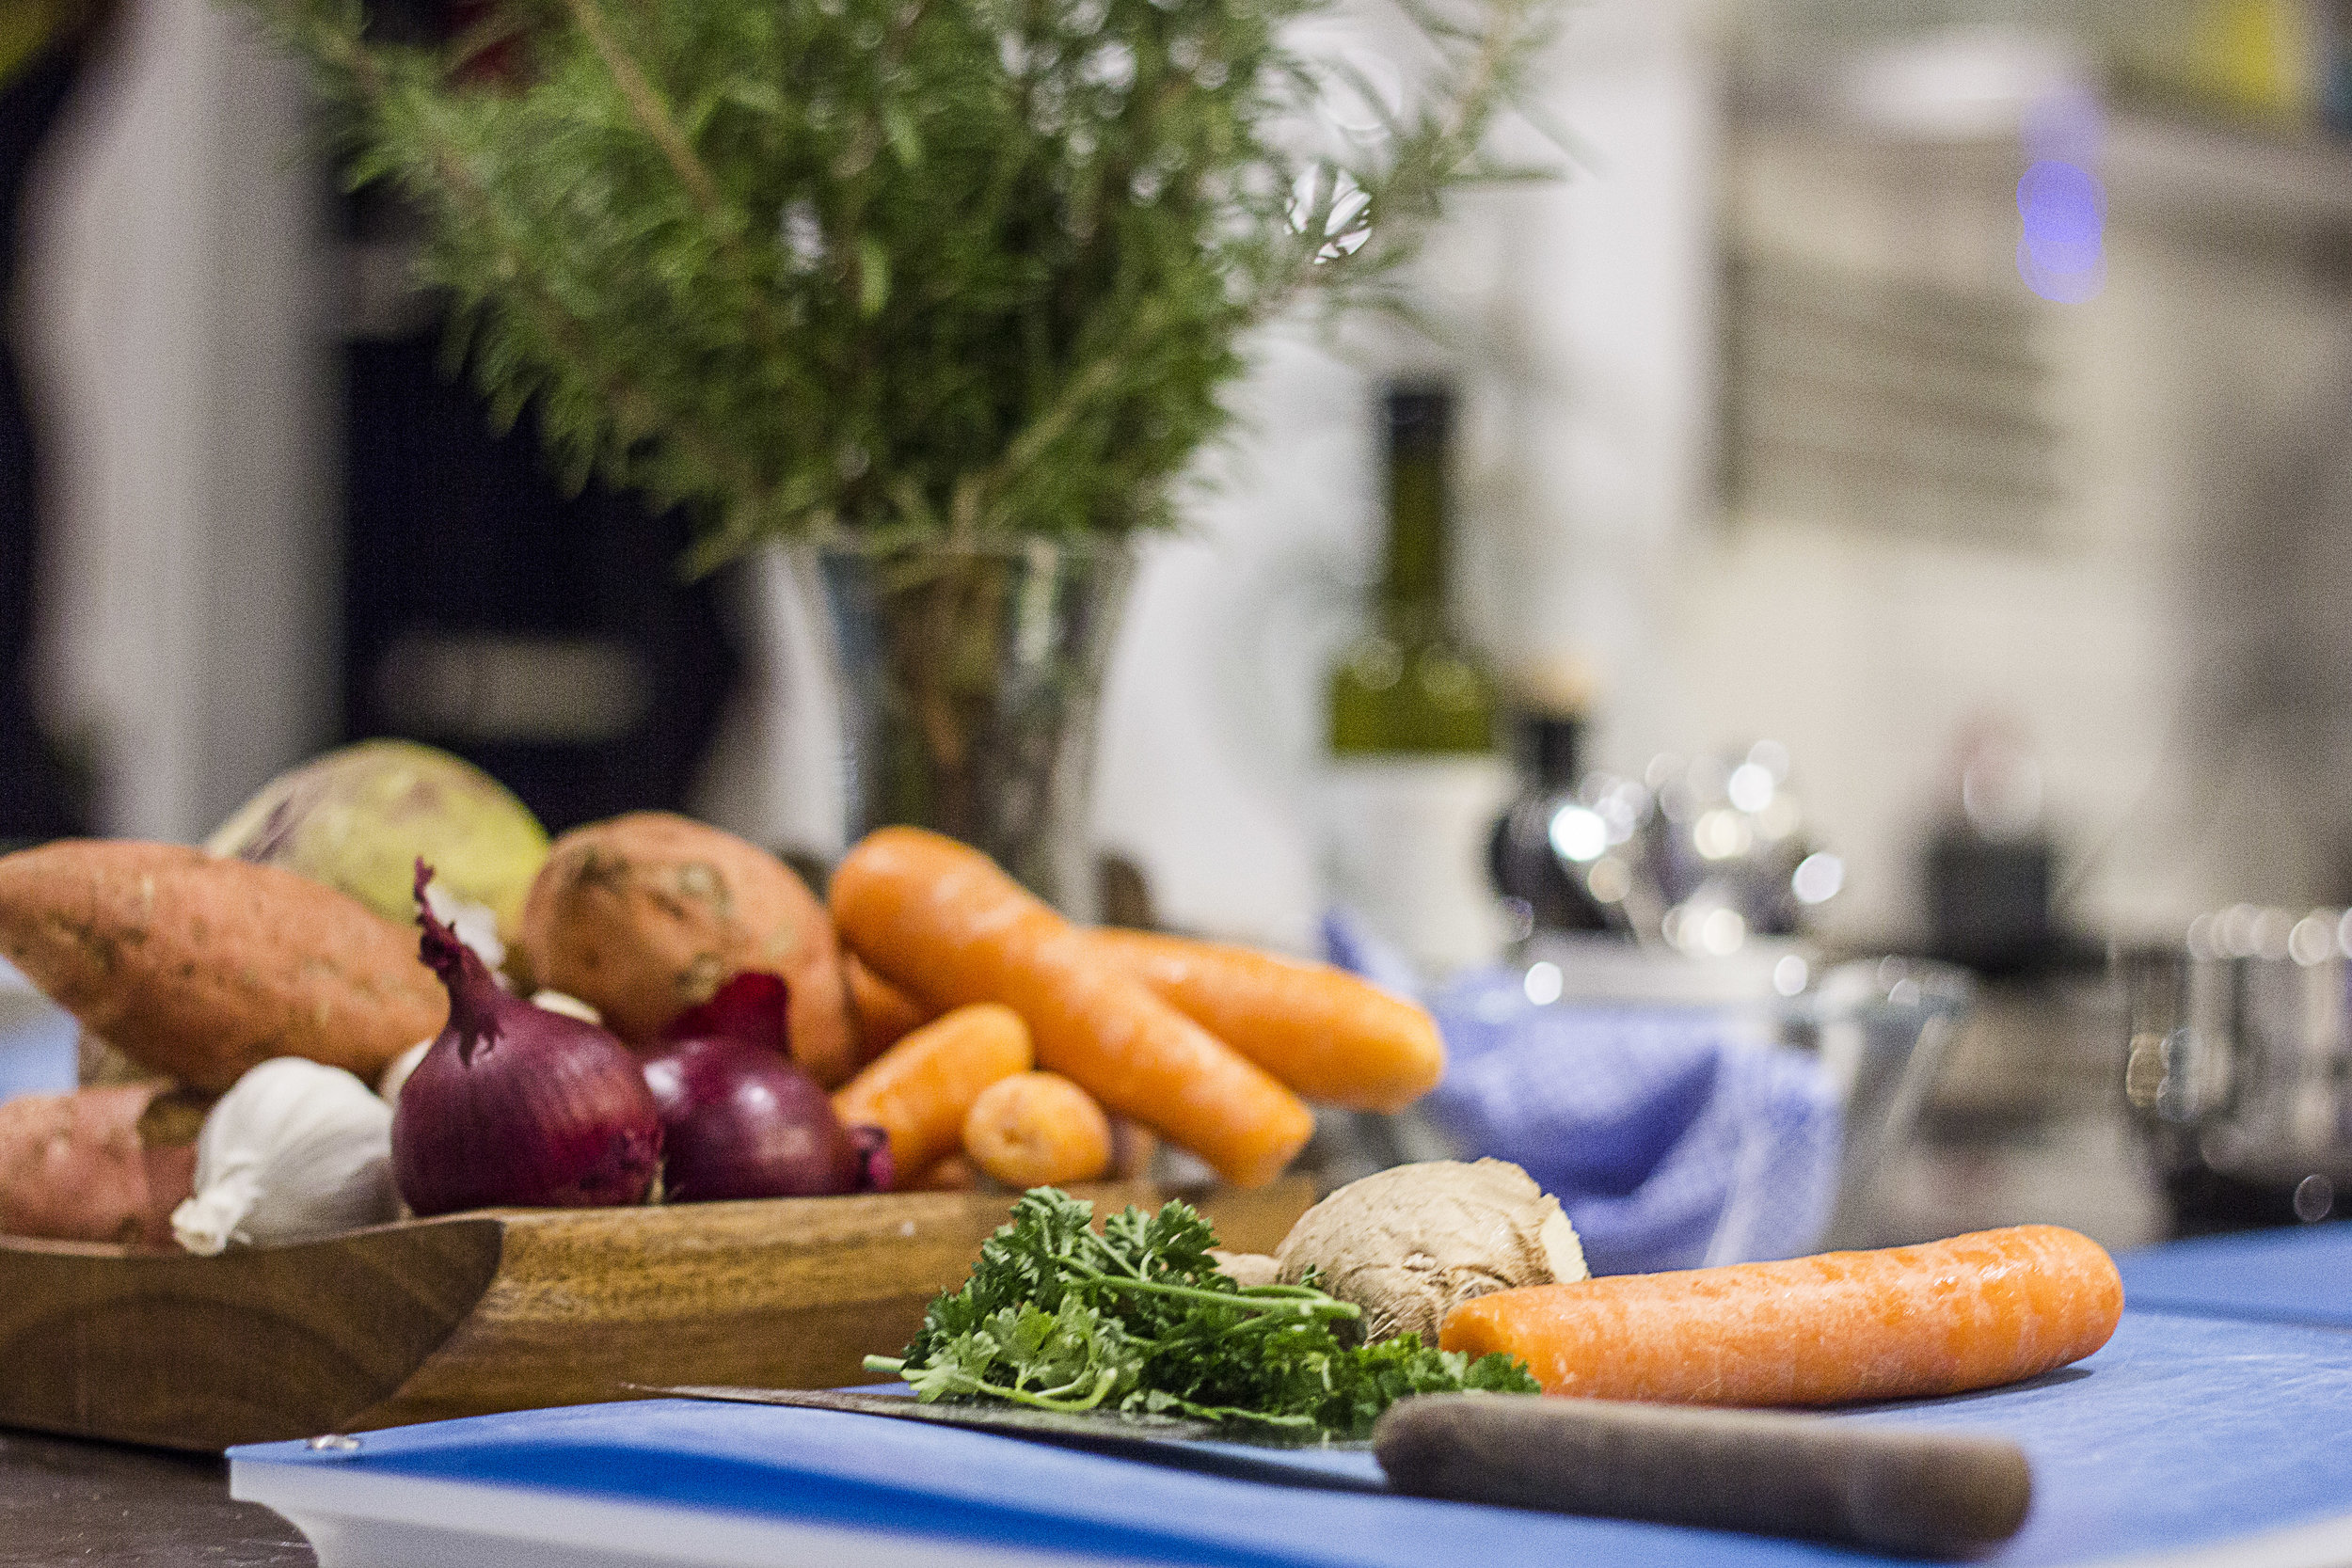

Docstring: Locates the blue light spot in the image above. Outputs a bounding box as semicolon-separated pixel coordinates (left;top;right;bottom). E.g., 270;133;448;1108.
2017;158;2105;302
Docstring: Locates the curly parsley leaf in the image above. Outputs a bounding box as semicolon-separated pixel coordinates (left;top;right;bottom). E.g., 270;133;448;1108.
872;1187;1539;1438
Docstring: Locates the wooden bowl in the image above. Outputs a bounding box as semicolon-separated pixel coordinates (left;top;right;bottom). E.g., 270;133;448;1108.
0;1179;1311;1452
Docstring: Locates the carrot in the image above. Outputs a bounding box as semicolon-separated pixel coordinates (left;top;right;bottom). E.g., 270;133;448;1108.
833;1002;1033;1182
849;917;1443;1110
1438;1225;2123;1406
830;828;1315;1189
963;1070;1113;1188
906;1152;980;1192
1108;1116;1157;1180
1083;928;1443;1112
0;841;446;1092
846;951;932;1066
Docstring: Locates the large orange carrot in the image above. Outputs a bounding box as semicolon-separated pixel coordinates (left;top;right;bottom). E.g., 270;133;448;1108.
833;1003;1032;1182
1084;928;1442;1112
1440;1226;2122;1406
845;951;932;1066
964;1070;1113;1188
839;924;1445;1111
830;828;1314;1188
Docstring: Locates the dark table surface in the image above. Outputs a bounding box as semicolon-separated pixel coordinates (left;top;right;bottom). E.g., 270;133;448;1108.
0;1429;313;1567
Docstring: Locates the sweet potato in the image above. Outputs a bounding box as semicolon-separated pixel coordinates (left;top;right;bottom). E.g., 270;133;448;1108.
519;813;858;1085
0;841;447;1092
0;1084;199;1245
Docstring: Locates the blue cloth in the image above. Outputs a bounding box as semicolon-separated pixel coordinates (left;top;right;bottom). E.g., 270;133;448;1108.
1323;912;1843;1275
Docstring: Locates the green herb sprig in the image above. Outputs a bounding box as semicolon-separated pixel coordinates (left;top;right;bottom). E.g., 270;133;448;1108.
239;0;1560;567
866;1187;1537;1438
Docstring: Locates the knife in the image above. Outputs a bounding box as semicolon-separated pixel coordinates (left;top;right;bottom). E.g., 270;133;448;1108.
641;1385;1388;1492
642;1384;2031;1559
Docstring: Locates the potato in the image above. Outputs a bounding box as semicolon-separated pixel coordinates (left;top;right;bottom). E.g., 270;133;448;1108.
519;813;857;1085
0;1084;199;1246
0;841;448;1092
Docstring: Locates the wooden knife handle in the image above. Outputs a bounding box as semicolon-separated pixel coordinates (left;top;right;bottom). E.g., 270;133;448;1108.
1372;1394;2031;1559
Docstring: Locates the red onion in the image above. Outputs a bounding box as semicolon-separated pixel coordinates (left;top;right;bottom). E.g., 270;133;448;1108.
643;974;891;1202
393;862;662;1215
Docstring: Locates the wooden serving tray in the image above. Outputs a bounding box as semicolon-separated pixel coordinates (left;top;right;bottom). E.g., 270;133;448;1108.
0;1178;1312;1453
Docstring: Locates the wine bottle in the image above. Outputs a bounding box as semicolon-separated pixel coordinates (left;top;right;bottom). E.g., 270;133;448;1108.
1488;693;1623;939
1322;382;1511;974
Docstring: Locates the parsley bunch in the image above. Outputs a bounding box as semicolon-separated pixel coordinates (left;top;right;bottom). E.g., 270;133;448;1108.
867;1188;1537;1438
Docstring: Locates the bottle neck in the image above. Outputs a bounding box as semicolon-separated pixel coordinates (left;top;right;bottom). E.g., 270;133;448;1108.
1380;442;1450;638
1518;713;1584;794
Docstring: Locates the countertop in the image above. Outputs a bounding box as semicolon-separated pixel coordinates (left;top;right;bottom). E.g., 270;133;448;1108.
0;1429;311;1567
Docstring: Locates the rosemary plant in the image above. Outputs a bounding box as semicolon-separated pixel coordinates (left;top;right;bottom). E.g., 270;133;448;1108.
248;0;1558;565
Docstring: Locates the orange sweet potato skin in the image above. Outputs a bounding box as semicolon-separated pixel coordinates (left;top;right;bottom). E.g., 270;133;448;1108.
520;813;858;1085
0;1085;198;1245
0;841;447;1093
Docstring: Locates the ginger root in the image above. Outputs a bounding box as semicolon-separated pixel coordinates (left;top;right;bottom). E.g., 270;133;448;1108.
1274;1159;1586;1343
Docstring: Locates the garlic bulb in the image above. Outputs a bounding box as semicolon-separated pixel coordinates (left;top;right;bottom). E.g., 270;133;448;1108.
172;1058;399;1255
530;990;602;1025
421;879;505;975
377;1038;433;1105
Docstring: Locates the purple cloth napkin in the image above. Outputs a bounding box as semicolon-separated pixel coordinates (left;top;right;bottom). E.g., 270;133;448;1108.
1324;912;1843;1275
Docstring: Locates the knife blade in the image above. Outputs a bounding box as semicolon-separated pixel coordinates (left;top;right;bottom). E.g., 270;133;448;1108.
634;1385;1387;1493
642;1384;2031;1558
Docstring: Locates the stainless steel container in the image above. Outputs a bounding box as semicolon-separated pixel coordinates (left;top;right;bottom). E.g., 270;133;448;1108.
2121;906;2352;1227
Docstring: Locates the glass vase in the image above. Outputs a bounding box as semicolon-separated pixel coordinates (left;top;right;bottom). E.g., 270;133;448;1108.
801;539;1136;921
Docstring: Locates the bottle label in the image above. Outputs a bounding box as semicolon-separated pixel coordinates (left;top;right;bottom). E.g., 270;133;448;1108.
1320;755;1514;976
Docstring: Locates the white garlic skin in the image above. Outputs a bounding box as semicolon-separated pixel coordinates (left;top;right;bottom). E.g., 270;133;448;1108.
528;990;602;1025
421;880;506;975
172;1057;399;1255
377;1038;433;1105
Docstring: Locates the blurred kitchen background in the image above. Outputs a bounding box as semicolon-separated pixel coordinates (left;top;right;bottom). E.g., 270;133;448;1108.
10;0;2352;1250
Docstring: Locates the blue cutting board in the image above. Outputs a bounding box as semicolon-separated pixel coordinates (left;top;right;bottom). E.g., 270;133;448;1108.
231;1308;2352;1568
2116;1221;2352;1328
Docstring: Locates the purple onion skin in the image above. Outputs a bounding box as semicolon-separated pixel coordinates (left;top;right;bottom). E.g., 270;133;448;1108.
395;862;663;1216
642;1033;890;1202
667;971;791;1057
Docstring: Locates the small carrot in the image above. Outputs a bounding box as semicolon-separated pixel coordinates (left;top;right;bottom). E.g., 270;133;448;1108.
1108;1116;1157;1180
963;1071;1113;1189
845;951;933;1066
1084;928;1443;1112
906;1153;980;1193
832;1002;1032;1183
1439;1225;2123;1407
830;828;1315;1188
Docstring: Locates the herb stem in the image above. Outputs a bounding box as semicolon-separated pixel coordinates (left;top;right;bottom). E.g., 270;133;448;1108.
1062;1263;1360;1320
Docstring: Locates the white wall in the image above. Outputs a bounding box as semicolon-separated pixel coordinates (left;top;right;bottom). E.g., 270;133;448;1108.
19;0;336;845
1672;119;2352;948
1084;18;2352;957
1089;0;1723;950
